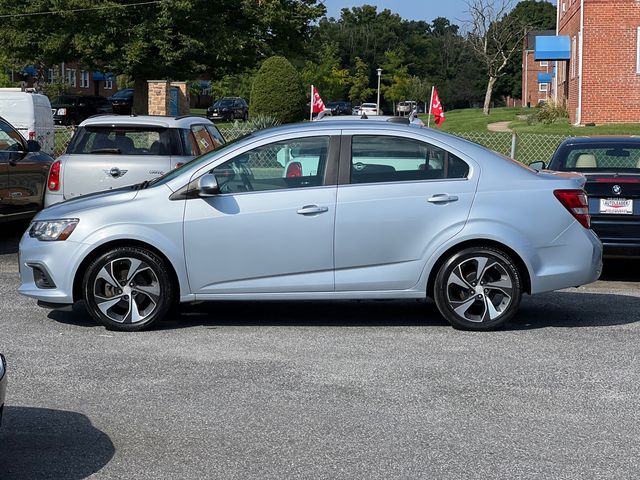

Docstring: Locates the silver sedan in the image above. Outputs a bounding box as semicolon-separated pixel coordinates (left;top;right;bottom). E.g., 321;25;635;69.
18;120;602;331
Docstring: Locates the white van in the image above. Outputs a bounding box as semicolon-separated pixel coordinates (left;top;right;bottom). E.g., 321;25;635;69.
0;89;54;155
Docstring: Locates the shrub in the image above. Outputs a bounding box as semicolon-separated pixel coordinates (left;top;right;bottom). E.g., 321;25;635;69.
250;56;306;124
245;113;281;131
536;99;569;125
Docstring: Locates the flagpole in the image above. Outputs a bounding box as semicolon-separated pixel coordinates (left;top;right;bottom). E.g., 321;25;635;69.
427;86;435;128
310;85;314;121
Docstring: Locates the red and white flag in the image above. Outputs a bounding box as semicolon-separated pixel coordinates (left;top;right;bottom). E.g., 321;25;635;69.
311;85;325;113
429;87;445;127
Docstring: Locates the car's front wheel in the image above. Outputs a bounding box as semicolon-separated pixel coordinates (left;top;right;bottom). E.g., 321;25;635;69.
433;246;522;331
82;246;174;331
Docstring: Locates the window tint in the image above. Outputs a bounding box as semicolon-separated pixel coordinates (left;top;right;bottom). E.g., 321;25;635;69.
350;135;469;184
67;127;171;155
212;136;329;193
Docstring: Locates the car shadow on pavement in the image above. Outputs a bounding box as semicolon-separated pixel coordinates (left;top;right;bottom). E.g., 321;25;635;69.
46;290;640;331
0;406;115;480
511;290;640;329
0;220;29;255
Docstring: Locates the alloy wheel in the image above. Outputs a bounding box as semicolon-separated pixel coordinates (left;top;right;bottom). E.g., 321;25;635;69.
92;257;160;324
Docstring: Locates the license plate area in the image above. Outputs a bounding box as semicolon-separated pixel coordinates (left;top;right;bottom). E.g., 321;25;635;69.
599;198;633;215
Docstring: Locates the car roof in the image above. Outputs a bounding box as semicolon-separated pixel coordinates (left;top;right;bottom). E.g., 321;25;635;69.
316;114;424;126
559;136;640;146
79;114;215;128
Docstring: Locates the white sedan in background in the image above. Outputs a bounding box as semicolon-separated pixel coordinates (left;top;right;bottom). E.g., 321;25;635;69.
360;103;382;116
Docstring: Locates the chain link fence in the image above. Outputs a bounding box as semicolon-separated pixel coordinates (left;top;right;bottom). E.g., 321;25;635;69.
53;124;569;166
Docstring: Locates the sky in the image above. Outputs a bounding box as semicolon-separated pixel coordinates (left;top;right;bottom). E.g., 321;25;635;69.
321;0;557;24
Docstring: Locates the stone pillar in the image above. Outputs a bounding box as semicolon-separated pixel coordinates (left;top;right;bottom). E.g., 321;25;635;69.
171;81;190;116
147;80;170;115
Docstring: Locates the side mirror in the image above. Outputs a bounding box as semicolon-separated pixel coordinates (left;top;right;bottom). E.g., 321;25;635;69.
197;173;219;197
26;140;41;152
529;161;546;171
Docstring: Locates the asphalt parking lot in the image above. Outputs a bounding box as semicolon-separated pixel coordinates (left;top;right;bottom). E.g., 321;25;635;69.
1;220;639;479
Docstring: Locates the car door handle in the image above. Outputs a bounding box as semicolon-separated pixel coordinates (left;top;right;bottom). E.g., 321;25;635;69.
297;205;329;215
428;194;459;204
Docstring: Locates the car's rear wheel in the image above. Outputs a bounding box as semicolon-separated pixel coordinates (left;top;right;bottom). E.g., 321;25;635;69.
433;247;522;331
82;246;174;331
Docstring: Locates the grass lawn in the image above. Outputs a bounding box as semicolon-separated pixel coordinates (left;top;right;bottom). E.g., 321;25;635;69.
421;106;640;135
419;107;529;133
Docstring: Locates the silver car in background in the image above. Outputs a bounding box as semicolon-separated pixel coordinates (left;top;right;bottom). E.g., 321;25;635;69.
45;115;225;207
18;120;602;332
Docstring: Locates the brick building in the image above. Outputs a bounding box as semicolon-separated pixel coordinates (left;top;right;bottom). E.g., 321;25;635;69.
522;30;555;107
556;0;640;125
13;62;117;97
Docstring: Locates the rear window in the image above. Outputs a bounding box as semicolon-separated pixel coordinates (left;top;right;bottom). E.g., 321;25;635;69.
67;126;173;155
554;143;640;171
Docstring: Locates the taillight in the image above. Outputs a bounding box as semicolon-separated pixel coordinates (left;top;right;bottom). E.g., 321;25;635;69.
28;131;36;141
554;189;590;229
286;162;302;178
48;161;61;191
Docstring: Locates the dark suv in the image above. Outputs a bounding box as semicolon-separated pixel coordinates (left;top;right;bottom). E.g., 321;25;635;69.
108;88;134;114
325;101;352;116
207;97;249;122
51;95;113;126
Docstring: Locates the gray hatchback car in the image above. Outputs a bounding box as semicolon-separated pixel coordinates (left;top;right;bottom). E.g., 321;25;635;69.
45;115;225;207
19;119;602;332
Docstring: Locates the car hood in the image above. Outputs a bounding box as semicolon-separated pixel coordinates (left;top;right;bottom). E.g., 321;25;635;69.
35;187;139;220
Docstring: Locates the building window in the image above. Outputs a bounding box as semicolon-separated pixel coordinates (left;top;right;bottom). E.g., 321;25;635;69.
104;79;113;90
47;69;54;84
66;69;77;87
571;36;577;79
80;70;90;88
539;83;549;92
539;61;548;67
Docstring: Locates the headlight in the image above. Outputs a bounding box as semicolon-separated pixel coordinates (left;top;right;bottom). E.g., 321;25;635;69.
56;108;67;115
29;219;79;241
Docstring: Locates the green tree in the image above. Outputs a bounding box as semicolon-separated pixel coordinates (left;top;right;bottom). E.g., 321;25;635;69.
250;56;306;123
348;57;374;103
0;0;325;114
302;43;351;101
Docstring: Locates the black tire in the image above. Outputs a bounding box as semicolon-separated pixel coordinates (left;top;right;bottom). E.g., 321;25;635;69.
82;246;174;331
243;112;249;122
433;246;522;331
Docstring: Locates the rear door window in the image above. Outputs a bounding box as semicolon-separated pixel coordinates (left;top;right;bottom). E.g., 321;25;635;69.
350;135;469;184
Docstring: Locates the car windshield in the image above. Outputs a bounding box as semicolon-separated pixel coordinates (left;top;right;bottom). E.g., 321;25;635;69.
214;99;234;107
67;126;173;155
362;103;377;108
148;132;254;187
112;90;133;99
554;143;640;172
52;96;77;106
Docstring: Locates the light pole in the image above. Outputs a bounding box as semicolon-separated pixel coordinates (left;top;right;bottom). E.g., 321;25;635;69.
376;68;382;115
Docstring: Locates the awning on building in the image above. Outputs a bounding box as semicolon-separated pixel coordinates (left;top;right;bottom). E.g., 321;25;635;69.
21;65;37;76
92;71;114;81
535;36;570;61
538;72;553;84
